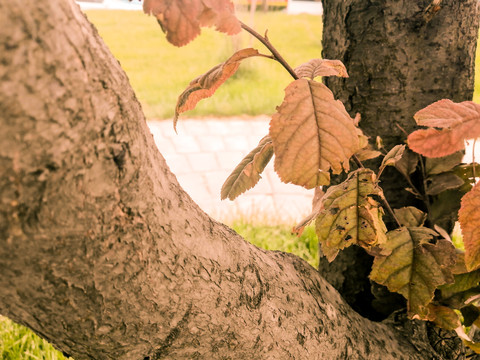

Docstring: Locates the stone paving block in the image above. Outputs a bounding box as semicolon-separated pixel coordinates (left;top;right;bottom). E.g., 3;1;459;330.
196;135;226;152
225;135;250;151
204;170;229;196
171;135;201;153
180;120;217;135
188;152;218;172
216;151;247;170
176;174;210;199
162;153;191;176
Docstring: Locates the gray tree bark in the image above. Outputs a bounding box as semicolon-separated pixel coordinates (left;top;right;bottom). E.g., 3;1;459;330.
319;0;480;319
0;0;466;359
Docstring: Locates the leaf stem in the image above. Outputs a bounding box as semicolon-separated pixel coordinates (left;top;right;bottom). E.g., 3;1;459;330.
379;190;402;228
352;154;364;168
240;21;299;80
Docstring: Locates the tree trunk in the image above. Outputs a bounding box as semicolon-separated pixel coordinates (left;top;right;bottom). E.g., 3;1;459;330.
0;0;464;359
319;0;479;318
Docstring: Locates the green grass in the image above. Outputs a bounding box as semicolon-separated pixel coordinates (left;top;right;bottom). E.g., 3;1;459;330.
0;316;72;360
84;10;323;119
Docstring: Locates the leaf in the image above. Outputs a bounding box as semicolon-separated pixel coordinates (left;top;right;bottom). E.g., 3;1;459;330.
395;149;419;176
370;228;456;317
425;304;461;330
143;0;241;47
221;136;273;200
293;187;324;235
408;100;480;158
459;182;480;271
381;144;406;168
354;147;382;162
439;270;480;299
174;48;260;128
315;169;387;261
393;207;426;227
425;172;464;195
294;59;348;80
464;340;480;354
270;79;367;189
425;151;464;175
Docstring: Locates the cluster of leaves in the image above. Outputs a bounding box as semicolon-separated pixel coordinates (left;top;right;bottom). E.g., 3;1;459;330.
142;0;480;352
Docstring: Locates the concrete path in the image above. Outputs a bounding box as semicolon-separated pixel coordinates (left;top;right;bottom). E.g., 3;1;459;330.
148;116;313;223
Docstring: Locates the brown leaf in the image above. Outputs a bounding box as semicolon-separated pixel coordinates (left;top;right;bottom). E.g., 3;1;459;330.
425;172;464;195
293;187;324;235
174;48;260;128
425;304;461;330
294;59;348;80
395;149;419;176
393;207;426;227
270;79;367;189
143;0;241;47
459;182;480;271
381;144;406;168
425;151;464;175
355;147;382;162
408;100;480;158
221;136;273;201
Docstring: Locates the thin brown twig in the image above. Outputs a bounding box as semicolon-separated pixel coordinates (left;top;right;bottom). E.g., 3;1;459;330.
240;21;299;80
379;191;402;228
473;138;477;179
352;154;364;168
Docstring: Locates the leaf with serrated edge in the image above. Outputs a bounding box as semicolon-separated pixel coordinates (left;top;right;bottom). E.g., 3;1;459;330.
221;136;273;201
294;59;348;80
425;151;464;175
355;147;382;162
315;169;387;261
370;228;455;317
459;182;480;271
439;270;480;299
425;304;461;330
381;144;406;168
408;100;480;158
425;172;464;195
174;48;260;128
270;79;367;189
394;207;426;227
143;0;241;47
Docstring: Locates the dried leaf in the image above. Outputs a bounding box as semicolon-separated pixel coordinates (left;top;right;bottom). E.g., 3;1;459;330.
395;149;419;176
293;187;324;235
393;207;426;227
381;144;406;168
439;270;480;299
408;100;480;158
174;48;260;128
426;304;461;330
143;0;241;46
294;59;348;80
459;182;480;271
370;227;456;317
425;151;464;175
221;136;273;201
270;79;367;189
464;340;480;354
355;147;383;162
315;169;387;261
425;172;464;195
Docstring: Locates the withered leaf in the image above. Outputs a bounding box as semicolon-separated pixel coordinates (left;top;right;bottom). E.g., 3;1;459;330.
408;100;480;158
143;0;241;47
395;149;419;176
458;182;480;271
270;79;367;189
439;270;480;299
174;48;260;129
354;147;382;162
425;151;464;175
425;172;464;195
370;227;456;317
425;304;461;330
381;144;406;168
294;59;348;80
393;207;426;227
315;169;387;261
221;136;273;201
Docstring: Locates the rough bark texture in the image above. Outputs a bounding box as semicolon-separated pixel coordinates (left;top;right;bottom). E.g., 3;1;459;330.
319;0;479;319
0;0;466;359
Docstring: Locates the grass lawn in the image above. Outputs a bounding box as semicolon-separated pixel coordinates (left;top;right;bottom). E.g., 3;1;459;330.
84;9;323;119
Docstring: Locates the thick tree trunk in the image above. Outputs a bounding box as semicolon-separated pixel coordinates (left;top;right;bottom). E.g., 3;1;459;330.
0;0;463;359
319;0;479;318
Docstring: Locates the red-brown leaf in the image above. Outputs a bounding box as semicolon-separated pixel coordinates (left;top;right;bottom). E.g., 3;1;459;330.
459;182;480;271
294;59;348;80
143;0;241;47
174;48;260;129
270;79;367;189
408;100;480;158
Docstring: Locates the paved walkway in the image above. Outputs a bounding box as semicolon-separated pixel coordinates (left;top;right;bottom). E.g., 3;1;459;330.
148;116;313;223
